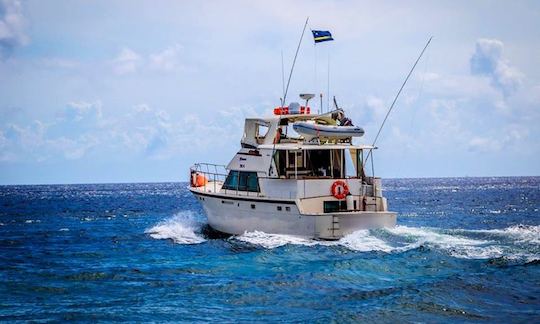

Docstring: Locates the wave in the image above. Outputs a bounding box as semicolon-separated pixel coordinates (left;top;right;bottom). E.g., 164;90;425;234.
467;225;540;245
235;231;318;249
145;211;206;244
232;225;539;262
145;213;538;262
338;230;395;252
385;226;504;259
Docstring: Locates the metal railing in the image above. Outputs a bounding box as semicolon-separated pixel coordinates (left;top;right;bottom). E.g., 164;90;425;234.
189;163;264;197
189;163;228;193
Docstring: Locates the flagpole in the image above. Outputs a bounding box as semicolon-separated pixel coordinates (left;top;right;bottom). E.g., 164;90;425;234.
314;42;318;114
327;51;330;112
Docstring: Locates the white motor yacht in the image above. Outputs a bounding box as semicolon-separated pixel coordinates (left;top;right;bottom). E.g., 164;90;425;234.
189;98;396;240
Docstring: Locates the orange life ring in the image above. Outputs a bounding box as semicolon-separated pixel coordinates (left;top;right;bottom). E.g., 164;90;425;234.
191;172;208;187
331;180;349;200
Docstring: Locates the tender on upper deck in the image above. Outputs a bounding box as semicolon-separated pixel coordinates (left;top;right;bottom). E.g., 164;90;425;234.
241;104;362;149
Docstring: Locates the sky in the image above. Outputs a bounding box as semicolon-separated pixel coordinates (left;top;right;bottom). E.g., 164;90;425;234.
0;0;539;184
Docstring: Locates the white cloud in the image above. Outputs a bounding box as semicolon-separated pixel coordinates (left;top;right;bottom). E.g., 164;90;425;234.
0;0;28;59
40;58;80;69
0;100;239;162
470;38;524;97
467;124;529;153
60;101;103;122
112;44;184;75
149;44;183;71
113;47;142;75
468;136;502;153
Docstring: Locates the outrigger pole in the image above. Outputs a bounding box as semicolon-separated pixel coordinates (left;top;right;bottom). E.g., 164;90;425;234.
365;36;433;164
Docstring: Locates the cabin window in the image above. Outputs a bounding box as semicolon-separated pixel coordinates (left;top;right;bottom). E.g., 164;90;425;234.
222;171;260;192
255;123;270;144
222;171;239;190
256;124;269;138
324;201;346;213
273;149;345;179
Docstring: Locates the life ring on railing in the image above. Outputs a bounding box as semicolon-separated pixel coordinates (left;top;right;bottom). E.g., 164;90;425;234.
191;172;208;187
331;180;349;200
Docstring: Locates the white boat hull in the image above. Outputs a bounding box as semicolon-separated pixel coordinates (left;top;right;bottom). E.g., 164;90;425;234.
191;190;396;240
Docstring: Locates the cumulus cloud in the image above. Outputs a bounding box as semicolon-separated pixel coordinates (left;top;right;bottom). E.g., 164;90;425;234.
0;0;28;59
149;44;183;71
467;124;528;153
0;100;244;162
112;44;184;75
60;101;103;122
113;47;142;75
470;38;524;96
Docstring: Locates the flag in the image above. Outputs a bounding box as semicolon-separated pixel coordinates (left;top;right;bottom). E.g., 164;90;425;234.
312;30;333;43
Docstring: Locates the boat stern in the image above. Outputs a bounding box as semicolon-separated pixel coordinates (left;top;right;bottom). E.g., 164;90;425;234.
314;211;397;240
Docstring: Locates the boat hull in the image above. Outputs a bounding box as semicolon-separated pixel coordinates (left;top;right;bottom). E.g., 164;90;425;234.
191;190;396;240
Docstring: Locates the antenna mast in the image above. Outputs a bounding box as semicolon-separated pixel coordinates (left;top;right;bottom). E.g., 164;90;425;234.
282;17;309;106
280;51;285;105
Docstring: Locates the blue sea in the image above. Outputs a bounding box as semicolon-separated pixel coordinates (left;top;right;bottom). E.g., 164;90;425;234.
0;177;539;322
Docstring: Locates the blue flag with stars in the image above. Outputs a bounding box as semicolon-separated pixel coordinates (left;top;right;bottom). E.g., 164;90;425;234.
312;30;334;43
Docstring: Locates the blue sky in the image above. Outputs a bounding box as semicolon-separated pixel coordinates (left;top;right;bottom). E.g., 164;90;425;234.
0;0;539;184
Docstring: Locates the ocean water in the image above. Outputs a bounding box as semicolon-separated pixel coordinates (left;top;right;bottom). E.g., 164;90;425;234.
0;177;539;322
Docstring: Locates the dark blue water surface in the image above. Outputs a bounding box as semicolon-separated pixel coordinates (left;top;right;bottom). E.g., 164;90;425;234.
0;177;539;322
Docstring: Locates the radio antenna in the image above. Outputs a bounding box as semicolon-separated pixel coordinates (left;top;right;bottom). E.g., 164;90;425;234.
282;17;309;106
365;36;433;163
280;50;285;106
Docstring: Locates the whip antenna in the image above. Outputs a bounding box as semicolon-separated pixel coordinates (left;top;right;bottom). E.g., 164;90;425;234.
366;36;433;162
282;17;309;106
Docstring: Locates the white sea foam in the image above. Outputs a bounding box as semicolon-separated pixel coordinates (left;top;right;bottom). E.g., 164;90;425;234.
338;230;395;252
481;225;540;245
235;229;396;252
146;212;206;244
235;231;317;249
385;225;505;259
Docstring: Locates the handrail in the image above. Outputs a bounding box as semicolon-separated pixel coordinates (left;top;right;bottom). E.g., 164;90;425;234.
190;163;228;193
190;162;266;197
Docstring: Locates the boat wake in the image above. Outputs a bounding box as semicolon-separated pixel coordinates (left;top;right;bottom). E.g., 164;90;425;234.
234;225;539;262
235;231;319;249
146;214;539;262
145;211;206;244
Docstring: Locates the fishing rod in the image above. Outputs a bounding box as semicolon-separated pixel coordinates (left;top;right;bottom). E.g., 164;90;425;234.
364;36;433;164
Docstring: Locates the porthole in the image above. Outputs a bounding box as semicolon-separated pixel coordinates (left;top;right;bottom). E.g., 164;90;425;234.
285;206;290;212
251;204;256;209
277;206;282;211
